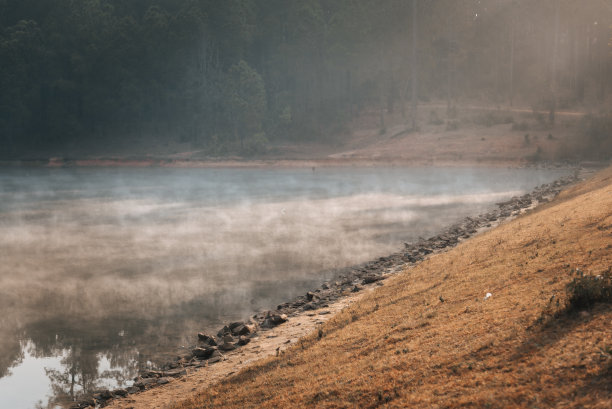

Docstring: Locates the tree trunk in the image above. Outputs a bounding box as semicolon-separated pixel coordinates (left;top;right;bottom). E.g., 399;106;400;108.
509;21;515;106
550;1;560;126
411;0;418;131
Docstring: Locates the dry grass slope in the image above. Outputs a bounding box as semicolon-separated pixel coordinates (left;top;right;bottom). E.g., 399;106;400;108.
176;167;612;409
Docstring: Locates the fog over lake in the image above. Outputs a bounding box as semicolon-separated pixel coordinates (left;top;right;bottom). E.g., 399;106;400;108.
0;166;567;408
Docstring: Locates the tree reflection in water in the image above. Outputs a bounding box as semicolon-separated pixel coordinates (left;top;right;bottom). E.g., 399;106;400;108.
14;317;147;408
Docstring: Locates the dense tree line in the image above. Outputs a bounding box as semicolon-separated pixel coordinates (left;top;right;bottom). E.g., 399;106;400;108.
0;0;611;158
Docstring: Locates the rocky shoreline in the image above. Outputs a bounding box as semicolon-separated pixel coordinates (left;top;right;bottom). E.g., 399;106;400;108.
70;168;585;409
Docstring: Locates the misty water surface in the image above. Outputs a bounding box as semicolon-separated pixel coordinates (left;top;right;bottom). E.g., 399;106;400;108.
0;166;568;408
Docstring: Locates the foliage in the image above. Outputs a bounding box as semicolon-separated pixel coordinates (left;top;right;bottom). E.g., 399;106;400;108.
566;269;612;311
0;0;611;157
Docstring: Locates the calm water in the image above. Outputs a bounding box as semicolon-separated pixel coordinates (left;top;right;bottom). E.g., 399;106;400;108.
0;166;567;408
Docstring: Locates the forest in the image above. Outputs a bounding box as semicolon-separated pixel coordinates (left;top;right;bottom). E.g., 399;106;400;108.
1;0;611;158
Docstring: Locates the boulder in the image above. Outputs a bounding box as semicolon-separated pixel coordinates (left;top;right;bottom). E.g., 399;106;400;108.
192;346;216;359
140;370;161;378
69;398;95;409
162;368;187;378
99;390;112;400
197;333;217;346
237;336;251;346
134;377;157;388
219;342;236;351
228;321;244;331
231;323;255;336
261;313;288;328
208;355;223;364
362;275;385;284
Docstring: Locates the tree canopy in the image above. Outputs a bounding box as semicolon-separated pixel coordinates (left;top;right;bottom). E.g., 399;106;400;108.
0;0;611;158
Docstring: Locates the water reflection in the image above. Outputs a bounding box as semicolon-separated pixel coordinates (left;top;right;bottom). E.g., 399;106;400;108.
0;167;568;408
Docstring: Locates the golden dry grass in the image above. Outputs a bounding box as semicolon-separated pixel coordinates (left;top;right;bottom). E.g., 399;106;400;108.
175;167;612;409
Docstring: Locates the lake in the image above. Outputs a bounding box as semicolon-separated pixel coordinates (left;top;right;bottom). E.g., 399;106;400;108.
0;166;568;408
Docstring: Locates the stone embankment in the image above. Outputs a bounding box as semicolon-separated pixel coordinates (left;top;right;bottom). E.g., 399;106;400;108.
71;172;580;409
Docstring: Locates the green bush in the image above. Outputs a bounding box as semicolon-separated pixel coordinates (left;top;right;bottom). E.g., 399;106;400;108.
243;132;269;155
566;269;612;311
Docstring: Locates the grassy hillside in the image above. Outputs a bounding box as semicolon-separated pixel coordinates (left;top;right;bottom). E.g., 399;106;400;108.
175;166;612;408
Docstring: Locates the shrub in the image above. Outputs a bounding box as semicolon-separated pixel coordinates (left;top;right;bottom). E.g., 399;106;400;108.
566;269;612;311
243;132;269;155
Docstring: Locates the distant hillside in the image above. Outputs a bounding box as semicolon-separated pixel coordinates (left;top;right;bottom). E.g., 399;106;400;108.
2;1;611;159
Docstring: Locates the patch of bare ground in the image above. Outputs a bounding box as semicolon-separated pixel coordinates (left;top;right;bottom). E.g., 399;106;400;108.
18;103;590;168
168;166;612;409
327;105;584;165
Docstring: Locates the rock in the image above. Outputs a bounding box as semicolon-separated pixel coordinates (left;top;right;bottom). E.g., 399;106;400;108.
69;398;96;409
140;370;161;378
362;275;385;284
113;389;128;397
163;368;187;378
197;333;217;346
219;342;236;351
157;377;171;385
134;377;157;388
321;283;329;290
261;313;288;328
179;352;193;361
93;390;114;401
217;325;231;337
351;285;362;292
306;291;315;301
208;356;223;364
223;334;235;343
192;346;216;359
127;386;140;394
231;323;255;336
303;303;317;311
228;321;244;332
237;336;251;346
